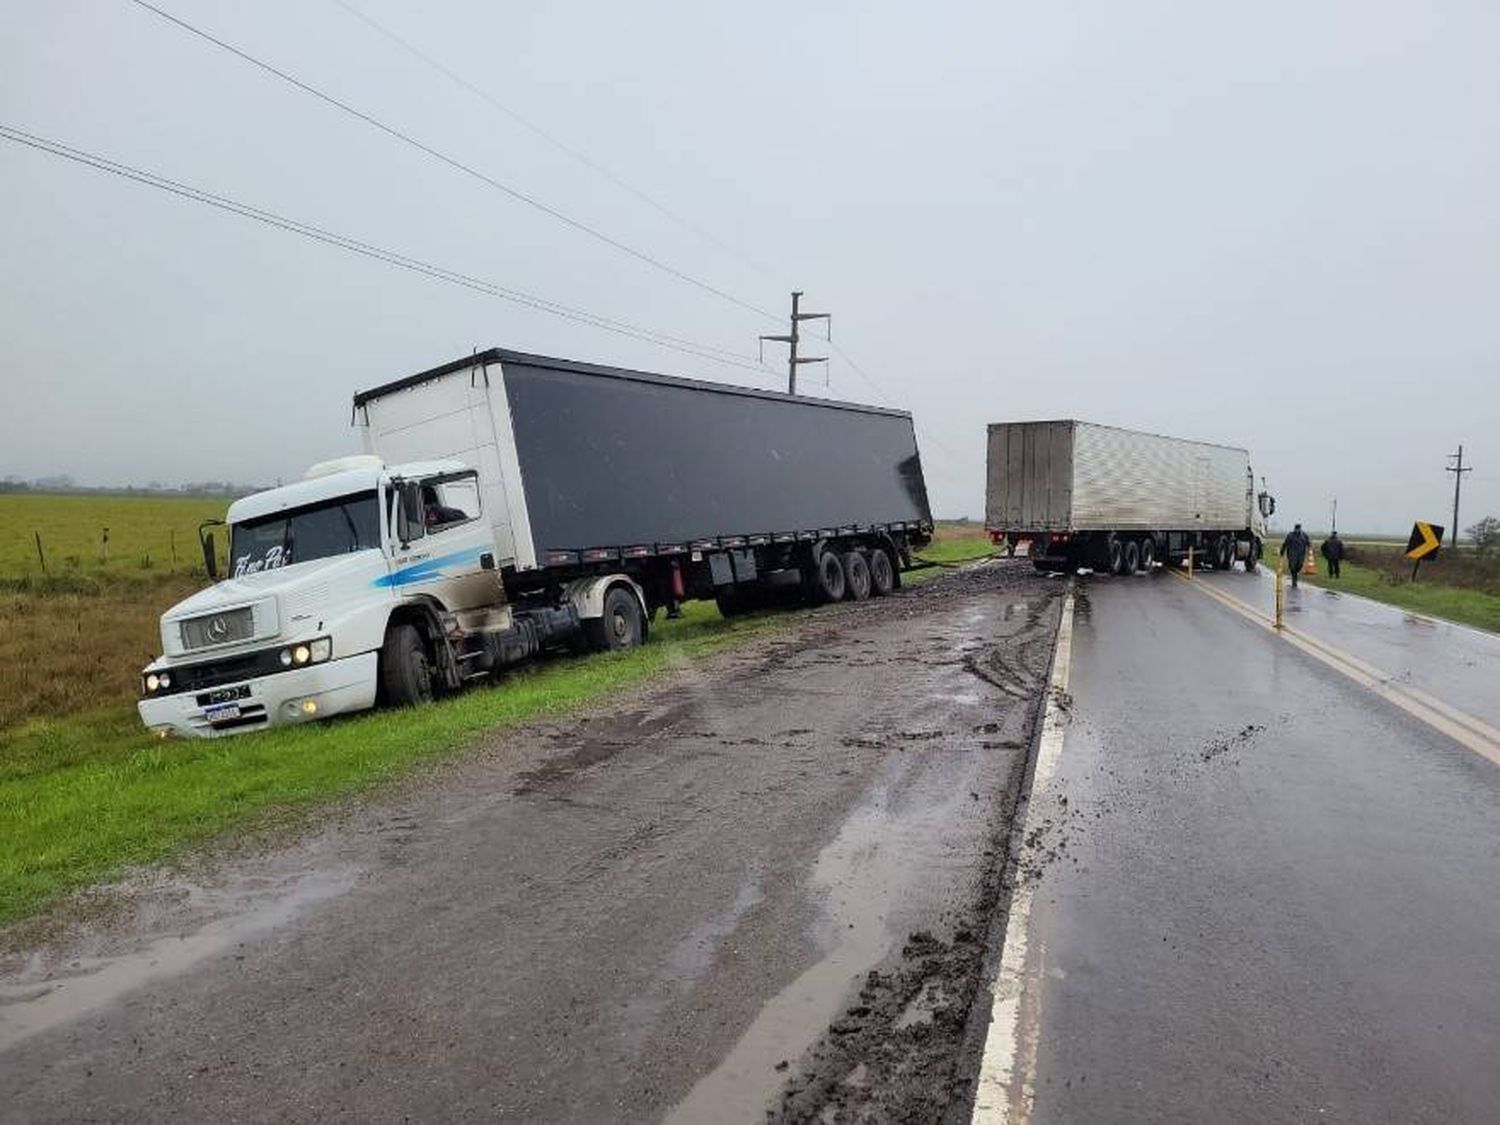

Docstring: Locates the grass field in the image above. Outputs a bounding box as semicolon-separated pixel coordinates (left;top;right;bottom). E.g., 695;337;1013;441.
0;501;988;926
0;493;227;582
1299;545;1500;633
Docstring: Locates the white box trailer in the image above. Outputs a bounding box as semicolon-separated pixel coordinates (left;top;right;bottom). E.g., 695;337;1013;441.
985;420;1272;574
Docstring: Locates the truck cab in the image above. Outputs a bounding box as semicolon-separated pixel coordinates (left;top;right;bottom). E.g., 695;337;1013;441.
138;455;503;737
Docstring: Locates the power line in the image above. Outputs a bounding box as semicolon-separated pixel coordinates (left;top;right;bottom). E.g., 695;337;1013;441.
0;123;779;377
824;337;969;473
126;0;782;324
330;0;782;284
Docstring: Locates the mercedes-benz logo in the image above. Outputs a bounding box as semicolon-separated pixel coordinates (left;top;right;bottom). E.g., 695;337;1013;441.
207;615;230;641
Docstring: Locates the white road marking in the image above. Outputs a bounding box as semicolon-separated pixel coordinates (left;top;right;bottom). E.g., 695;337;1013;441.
971;594;1074;1125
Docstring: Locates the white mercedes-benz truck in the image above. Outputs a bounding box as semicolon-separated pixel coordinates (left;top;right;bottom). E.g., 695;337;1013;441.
138;348;932;737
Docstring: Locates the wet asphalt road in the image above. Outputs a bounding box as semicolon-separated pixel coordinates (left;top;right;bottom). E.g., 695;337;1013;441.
1;566;1059;1124
1013;570;1500;1124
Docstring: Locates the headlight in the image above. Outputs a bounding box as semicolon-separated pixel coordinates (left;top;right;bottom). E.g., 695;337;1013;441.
145;673;160;692
280;638;331;667
159;672;171;689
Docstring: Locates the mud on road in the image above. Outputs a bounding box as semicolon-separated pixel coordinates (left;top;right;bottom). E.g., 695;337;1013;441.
1;563;1062;1124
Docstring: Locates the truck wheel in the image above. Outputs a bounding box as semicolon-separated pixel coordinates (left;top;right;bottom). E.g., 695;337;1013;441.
380;623;434;707
868;549;896;596
1107;539;1125;575
1123;540;1140;575
812;549;846;604
1217;537;1233;571
1139;538;1156;570
715;588;751;618
586;586;644;651
842;551;872;601
1245;538;1260;573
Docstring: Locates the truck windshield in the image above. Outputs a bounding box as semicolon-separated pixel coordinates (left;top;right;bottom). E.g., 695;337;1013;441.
230;491;381;576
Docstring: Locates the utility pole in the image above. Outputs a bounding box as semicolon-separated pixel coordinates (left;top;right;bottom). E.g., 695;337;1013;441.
1446;445;1472;548
760;290;828;394
1330;497;1337;534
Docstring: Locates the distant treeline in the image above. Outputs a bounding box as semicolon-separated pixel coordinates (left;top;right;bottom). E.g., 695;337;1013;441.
0;475;265;498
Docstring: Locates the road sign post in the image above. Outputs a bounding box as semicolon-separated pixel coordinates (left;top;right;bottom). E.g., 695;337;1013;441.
1405;520;1444;581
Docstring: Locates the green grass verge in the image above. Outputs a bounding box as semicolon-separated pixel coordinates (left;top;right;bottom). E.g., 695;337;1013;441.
0;601;788;926
1299;561;1500;633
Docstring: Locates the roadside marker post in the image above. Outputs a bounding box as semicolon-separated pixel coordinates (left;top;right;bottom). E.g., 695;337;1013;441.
1187;547;1194;579
1274;556;1285;630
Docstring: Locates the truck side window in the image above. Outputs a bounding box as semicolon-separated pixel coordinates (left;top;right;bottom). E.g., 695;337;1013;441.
421;474;480;532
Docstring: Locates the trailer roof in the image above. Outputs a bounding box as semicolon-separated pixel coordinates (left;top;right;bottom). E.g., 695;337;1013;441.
986;418;1250;456
352;348;913;419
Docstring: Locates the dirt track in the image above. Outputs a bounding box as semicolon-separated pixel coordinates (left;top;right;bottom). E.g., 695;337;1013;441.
1;563;1060;1123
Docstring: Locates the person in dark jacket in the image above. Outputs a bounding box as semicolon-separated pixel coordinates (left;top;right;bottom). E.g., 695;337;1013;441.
1321;531;1345;578
1280;523;1312;587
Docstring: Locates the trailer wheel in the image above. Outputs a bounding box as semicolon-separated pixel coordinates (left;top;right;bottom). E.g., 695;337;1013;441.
1139;538;1157;571
1107;538;1125;575
585;586;644;651
1216;536;1233;571
1122;540;1140;575
715;588;752;618
380;623;435;707
812;549;847;604
842;551;872;601
868;549;896;596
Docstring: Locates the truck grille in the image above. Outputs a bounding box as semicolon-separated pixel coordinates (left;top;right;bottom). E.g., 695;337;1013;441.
179;607;255;650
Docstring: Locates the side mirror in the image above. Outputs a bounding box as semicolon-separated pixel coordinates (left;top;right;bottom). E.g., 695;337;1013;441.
1258;492;1277;519
395;482;426;546
198;520;223;581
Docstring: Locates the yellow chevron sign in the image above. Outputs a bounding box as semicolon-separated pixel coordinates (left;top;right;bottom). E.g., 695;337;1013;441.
1405;521;1444;561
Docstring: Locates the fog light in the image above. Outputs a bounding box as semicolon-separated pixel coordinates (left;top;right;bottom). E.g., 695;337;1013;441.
309;637;332;663
300;699;318;715
292;644;312;665
279;648;293;667
154;726;172;740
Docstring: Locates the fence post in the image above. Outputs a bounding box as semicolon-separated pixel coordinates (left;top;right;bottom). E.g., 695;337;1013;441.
34;531;47;575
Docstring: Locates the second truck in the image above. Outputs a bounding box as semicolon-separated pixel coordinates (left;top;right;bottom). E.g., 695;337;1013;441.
985;420;1274;575
138;348;932;737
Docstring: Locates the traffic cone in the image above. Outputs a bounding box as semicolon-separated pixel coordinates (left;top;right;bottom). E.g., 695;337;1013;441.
1304;550;1317;576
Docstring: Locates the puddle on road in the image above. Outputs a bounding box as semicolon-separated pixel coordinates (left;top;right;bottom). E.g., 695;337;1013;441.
0;866;357;1051
664;761;981;1124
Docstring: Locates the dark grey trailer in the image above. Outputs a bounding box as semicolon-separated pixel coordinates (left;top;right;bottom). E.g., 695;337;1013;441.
355;349;932;617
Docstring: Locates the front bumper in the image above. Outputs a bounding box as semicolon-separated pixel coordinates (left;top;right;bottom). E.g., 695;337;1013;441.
138;651;379;738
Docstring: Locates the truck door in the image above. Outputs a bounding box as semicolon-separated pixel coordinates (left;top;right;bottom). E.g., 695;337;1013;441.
385;472;504;611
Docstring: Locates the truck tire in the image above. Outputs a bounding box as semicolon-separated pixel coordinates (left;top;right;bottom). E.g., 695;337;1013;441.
715;588;753;618
1245;538;1260;573
1123;540;1140;575
380;623;434;707
1139;538;1156;571
585;586;644;651
811;549;846;604
842;551;872;601
1107;538;1125;576
868;548;896;596
1216;536;1233;571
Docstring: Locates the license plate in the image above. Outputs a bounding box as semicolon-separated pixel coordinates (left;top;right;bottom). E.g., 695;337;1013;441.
204;704;242;722
1013;540;1032;557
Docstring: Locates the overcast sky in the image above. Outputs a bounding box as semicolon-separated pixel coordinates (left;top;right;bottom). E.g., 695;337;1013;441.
2;0;1497;533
